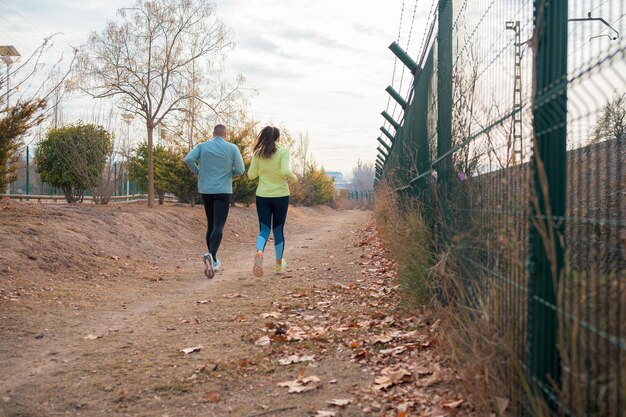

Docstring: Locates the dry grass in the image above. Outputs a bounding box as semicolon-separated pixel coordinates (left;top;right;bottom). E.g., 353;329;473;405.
373;180;552;416
374;182;434;305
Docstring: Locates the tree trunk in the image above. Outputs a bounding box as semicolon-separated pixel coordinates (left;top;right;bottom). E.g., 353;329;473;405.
63;187;74;203
146;122;155;208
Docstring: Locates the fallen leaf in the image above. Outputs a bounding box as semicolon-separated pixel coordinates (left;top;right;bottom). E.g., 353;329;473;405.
310;327;327;340
397;402;410;417
261;312;281;318
286;326;307;341
314;411;336;417
223;293;248;299
327;398;352;407
371;334;393;344
430;319;442;332
350;339;364;349
379;345;406;356
84;334;102;340
180;345;202;354
278;355;315;365
205;391;220;403
278;378;320;393
442;399;463;409
373;368;412;390
255;336;271;346
420;369;442;387
291;291;307;298
495;397;509;415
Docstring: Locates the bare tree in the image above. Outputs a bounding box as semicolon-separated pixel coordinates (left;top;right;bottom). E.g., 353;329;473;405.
76;0;232;207
293;132;310;178
592;93;626;145
349;159;375;192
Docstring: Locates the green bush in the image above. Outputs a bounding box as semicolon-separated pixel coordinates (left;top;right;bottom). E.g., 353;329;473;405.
35;122;112;203
290;163;336;206
128;143;177;204
230;122;258;206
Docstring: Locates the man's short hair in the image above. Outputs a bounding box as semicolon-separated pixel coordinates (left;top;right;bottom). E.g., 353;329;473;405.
213;124;227;137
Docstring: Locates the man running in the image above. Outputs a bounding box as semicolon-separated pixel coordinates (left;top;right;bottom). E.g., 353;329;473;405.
184;124;245;278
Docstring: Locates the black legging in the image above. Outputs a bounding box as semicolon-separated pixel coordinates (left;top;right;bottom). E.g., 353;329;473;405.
256;196;290;260
201;194;231;259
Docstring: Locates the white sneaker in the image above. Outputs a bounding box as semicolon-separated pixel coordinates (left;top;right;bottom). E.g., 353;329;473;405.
213;259;221;271
203;252;215;279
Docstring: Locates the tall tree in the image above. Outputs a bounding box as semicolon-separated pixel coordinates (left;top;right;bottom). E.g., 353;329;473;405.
77;0;232;207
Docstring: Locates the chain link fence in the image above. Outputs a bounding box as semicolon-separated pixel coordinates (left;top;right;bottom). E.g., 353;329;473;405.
376;0;624;415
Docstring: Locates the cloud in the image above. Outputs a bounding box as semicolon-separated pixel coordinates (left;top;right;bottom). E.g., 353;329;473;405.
352;22;392;39
235;34;329;65
276;27;362;53
233;63;302;82
237;35;281;54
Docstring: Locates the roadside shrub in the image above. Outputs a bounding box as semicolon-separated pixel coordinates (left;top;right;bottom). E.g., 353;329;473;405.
128;142;181;204
35;122;112;203
290;164;335;206
230;122;259;207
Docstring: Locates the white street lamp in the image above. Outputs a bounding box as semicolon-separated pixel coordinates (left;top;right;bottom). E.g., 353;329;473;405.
0;45;20;112
121;113;135;196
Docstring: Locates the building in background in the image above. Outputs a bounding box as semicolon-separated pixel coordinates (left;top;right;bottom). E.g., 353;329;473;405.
326;171;349;190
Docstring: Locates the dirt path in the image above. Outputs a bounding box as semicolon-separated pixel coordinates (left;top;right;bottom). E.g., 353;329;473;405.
1;204;471;417
1;207;375;416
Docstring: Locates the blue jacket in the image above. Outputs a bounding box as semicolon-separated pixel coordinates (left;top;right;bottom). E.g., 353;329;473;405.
184;137;245;194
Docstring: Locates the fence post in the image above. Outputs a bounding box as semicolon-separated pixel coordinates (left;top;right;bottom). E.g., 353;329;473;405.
528;0;567;408
25;145;30;195
412;49;434;196
437;0;453;237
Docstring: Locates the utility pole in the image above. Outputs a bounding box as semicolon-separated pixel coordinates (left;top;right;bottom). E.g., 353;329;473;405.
506;21;523;165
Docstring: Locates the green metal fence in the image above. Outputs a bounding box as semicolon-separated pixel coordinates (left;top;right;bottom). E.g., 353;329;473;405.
348;189;375;205
6;154;142;198
376;0;624;415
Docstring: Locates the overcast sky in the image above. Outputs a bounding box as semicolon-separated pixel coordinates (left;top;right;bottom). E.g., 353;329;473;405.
0;0;428;175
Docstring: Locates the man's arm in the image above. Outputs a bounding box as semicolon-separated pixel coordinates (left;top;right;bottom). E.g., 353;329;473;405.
232;146;245;176
184;145;200;175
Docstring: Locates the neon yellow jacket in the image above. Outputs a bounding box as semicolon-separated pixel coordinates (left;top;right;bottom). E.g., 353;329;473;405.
248;148;298;197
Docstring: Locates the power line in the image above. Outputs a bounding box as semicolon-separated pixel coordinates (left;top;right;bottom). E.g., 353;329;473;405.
0;0;49;40
0;14;43;47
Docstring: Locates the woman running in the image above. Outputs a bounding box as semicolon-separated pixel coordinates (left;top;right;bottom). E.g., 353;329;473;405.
247;126;298;276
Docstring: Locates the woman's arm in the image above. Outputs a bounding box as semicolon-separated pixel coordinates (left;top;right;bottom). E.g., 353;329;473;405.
281;151;298;182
